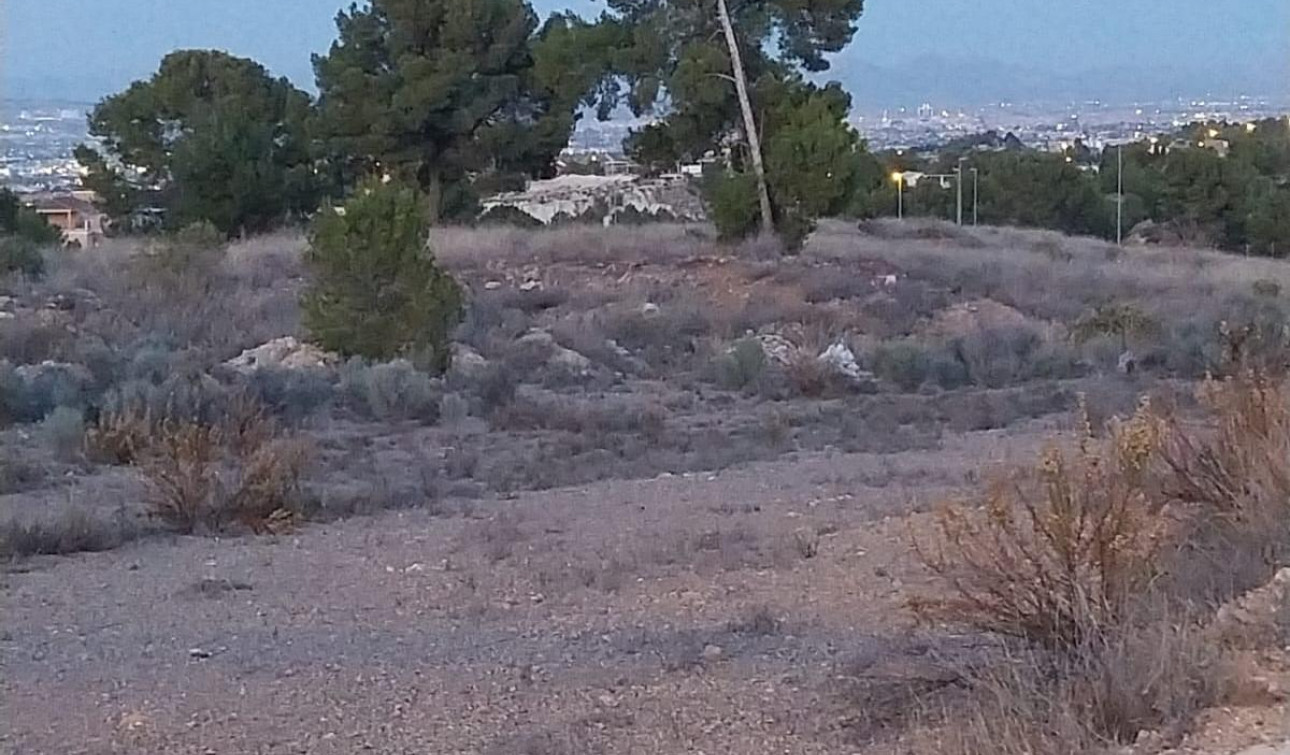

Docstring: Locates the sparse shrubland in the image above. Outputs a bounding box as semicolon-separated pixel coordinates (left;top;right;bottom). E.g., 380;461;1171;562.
913;346;1290;752
2;220;1288;592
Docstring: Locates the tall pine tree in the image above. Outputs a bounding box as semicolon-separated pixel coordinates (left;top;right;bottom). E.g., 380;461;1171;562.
313;0;577;222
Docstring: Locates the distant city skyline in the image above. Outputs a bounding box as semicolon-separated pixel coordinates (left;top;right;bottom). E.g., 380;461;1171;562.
2;0;1287;106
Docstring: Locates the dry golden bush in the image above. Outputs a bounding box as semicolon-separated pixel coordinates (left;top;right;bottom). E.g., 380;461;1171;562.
914;398;1168;650
118;401;311;535
84;406;155;465
139;419;222;534
934;617;1235;755
913;364;1290;752
225;437;312;534
1160;369;1290;519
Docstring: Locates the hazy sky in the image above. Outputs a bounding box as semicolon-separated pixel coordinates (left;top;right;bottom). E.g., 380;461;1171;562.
2;0;1286;103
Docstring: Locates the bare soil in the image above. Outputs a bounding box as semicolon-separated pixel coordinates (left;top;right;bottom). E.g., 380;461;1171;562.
2;426;1048;754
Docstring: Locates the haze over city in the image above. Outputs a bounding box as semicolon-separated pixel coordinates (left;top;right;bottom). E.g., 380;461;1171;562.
3;0;1287;107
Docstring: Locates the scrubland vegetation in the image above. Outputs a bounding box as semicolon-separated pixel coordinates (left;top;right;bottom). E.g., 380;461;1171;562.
8;217;1290;752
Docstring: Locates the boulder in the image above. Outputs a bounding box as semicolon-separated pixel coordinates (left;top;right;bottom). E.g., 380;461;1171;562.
14;360;93;385
550;345;592;374
753;334;799;367
225;337;339;373
515;330;592;375
817;342;873;384
450;344;490;378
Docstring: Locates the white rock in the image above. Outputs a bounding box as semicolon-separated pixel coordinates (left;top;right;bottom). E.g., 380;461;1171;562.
753;334;798;366
550;345;592;374
225;337;338;373
817;342;867;382
450;344;490;377
515;331;591;375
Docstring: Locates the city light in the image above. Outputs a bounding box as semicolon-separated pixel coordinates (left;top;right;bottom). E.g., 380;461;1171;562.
890;172;903;184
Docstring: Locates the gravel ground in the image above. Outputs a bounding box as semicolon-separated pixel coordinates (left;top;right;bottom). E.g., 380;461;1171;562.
0;426;1050;755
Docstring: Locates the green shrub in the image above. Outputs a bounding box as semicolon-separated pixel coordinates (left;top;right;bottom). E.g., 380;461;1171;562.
714;338;768;391
704;171;761;243
872;340;933;392
151;220;226;276
340;358;441;422
242;368;336;422
0;362;93;425
302;180;463;372
42;406;86;460
0;237;45;278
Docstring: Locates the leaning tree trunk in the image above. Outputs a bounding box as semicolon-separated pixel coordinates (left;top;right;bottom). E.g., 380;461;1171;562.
716;0;775;238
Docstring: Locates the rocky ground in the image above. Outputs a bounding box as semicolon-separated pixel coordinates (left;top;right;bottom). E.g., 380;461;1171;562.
0;425;1069;754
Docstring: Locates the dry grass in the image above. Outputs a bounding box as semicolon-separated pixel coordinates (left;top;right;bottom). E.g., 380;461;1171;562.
938;618;1236;754
430;223;713;270
128;402;311;535
914;398;1167;649
0;507;136;559
913;354;1290;751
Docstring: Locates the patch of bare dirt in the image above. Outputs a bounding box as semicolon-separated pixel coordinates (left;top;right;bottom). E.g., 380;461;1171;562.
0;428;1045;754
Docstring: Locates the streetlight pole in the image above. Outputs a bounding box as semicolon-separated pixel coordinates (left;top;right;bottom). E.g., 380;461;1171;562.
1116;144;1124;246
971;168;979;226
892;171;904;220
956;156;966;225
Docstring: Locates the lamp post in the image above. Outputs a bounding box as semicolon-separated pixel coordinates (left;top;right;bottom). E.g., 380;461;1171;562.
971;167;979;226
956;156;967;225
892;171;904;220
1116;144;1124;246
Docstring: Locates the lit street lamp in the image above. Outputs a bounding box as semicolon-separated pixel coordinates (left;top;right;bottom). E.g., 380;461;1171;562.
891;171;904;220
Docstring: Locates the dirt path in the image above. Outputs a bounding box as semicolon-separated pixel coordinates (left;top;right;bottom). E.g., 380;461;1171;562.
2;423;1055;754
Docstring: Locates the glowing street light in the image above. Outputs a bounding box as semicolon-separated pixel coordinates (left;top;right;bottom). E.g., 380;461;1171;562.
891;171;905;219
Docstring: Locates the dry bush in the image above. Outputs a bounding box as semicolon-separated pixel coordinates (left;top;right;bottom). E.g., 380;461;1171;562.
139;419;222;534
1160;369;1290;517
84;405;154;464
225;438;312;533
914;399;1168;649
0;508;136;559
431;223;709;270
938;618;1235;755
1155;364;1290;603
129;403;310;535
912;364;1290;751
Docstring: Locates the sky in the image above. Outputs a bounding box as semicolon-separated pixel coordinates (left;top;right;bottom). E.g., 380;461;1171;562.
2;0;1287;105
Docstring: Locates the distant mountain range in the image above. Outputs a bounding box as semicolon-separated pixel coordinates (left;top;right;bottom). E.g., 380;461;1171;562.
831;54;1289;110
7;53;1286;114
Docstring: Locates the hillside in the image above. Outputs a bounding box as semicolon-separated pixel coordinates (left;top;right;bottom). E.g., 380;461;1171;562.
4;221;1290;753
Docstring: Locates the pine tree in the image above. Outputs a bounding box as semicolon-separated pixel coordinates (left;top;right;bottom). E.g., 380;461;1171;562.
301;180;462;372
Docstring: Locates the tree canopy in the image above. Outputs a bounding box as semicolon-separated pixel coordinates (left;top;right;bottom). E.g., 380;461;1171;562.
313;0;581;222
565;0;867;244
75;50;320;236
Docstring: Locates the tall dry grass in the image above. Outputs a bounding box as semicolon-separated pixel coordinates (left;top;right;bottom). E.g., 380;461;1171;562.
914;397;1167;650
914;347;1290;752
